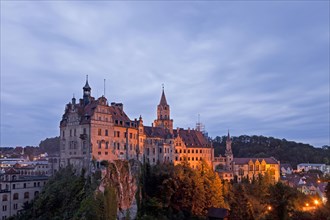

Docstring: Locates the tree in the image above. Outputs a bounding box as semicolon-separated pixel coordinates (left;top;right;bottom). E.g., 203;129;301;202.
265;182;298;220
326;182;330;209
229;184;254;220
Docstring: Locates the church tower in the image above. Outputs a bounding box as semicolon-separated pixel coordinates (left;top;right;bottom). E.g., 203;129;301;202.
225;131;233;171
154;86;173;133
83;75;91;105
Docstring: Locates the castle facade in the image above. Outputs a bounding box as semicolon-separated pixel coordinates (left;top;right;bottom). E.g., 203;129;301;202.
213;133;281;183
59;78;214;171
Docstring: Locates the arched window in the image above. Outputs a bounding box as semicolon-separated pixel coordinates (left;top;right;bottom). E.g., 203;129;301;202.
13;193;19;200
34;191;39;196
24;192;29;199
2;195;8;201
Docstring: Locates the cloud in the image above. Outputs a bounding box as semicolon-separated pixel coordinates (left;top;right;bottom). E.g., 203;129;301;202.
1;1;329;147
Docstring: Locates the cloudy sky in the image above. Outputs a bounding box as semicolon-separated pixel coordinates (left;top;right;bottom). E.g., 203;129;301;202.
1;1;329;148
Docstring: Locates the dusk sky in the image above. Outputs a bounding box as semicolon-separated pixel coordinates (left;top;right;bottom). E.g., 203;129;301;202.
1;1;329;148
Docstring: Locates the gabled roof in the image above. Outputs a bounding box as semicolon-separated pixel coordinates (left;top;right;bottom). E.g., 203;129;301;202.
233;157;279;165
5;167;19;174
108;106;131;123
174;129;210;148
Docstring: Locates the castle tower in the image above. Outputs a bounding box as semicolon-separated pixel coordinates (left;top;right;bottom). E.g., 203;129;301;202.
154;85;173;133
83;75;91;105
225;131;233;171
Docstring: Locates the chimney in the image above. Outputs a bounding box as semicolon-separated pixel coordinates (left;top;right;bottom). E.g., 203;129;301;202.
152;123;154;127
188;127;190;133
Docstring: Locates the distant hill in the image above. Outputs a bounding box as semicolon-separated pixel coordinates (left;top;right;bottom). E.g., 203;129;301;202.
39;136;60;155
213;135;330;168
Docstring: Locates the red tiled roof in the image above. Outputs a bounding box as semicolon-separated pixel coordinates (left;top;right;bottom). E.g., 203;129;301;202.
174;129;210;148
108;106;131;124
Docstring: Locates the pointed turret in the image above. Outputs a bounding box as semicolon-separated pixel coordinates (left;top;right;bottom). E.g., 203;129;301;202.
159;87;168;105
83;79;91;90
154;85;173;133
226;130;231;143
83;75;91;105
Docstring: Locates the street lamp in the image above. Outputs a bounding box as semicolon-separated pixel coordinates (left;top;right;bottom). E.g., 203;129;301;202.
267;206;272;211
314;200;319;205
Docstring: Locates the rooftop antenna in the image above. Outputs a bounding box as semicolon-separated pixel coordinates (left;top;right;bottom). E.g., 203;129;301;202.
104;79;106;97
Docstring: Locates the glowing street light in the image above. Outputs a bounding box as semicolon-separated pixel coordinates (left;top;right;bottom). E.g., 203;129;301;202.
267;206;272;211
314;200;319;205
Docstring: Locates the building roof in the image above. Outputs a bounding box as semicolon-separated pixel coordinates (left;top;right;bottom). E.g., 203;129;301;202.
233;157;279;165
297;163;326;166
144;126;172;139
281;163;293;170
207;207;229;218
108;105;131;124
4;167;19;174
174;128;210;148
83;76;91;90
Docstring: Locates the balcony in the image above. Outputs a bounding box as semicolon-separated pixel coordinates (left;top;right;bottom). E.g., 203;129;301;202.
80;134;87;140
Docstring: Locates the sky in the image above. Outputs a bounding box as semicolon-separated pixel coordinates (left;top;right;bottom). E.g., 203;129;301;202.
1;1;329;148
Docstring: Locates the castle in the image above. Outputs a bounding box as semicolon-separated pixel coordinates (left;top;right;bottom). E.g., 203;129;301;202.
59;77;280;183
59;77;214;171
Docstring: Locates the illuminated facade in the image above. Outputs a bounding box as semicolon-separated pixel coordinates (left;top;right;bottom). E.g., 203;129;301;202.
59;78;213;170
213;133;280;183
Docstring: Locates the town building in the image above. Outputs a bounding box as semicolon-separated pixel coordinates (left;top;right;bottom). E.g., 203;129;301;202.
297;163;327;173
213;133;281;183
59;77;213;171
0;167;47;219
280;163;293;176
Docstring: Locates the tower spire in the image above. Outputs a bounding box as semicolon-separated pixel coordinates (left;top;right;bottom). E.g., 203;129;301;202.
159;84;168;105
227;129;231;141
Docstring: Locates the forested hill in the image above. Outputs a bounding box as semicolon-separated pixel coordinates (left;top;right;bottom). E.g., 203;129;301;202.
212;135;330;168
39;137;60;155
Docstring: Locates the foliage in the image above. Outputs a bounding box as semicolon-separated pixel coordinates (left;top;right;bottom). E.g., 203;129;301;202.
14;166;117;220
266;182;298;220
213;135;330;168
39;136;60;154
139;160;225;219
326;182;330;209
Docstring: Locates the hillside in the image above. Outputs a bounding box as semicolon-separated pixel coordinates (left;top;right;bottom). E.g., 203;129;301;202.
39;137;60;155
213;135;330;168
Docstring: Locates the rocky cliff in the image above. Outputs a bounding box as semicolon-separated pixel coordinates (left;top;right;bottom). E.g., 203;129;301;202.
98;159;141;220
